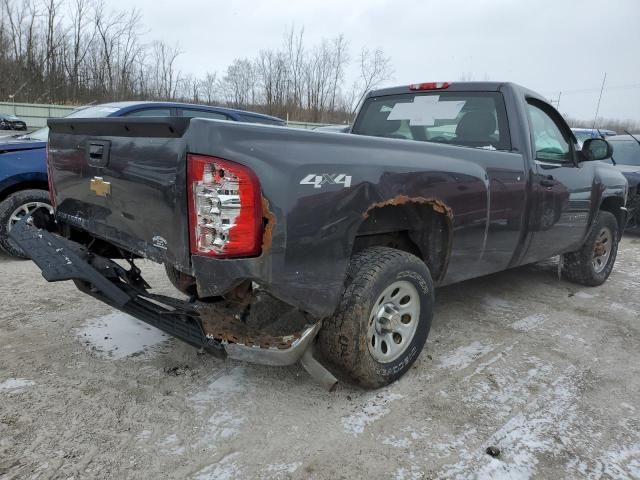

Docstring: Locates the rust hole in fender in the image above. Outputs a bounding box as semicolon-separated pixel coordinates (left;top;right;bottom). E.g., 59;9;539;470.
362;195;453;220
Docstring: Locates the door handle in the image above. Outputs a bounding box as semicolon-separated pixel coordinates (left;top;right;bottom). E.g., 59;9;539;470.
539;175;555;188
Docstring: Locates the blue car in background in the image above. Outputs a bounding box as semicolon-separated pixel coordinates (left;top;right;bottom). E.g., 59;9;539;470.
0;101;284;257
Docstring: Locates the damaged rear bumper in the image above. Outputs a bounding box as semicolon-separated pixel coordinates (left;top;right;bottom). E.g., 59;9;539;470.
9;218;320;368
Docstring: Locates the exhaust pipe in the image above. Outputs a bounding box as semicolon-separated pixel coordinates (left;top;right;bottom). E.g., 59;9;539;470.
300;345;338;392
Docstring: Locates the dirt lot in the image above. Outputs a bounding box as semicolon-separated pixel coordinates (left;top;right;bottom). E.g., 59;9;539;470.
1;236;639;480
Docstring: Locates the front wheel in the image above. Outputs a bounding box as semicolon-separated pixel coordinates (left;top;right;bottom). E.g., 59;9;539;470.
562;211;619;286
318;247;434;389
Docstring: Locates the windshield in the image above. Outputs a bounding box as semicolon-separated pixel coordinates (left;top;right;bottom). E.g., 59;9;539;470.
352;91;511;151
19;127;49;141
610;140;640;166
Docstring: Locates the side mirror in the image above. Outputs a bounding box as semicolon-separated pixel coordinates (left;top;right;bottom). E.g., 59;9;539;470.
582;138;613;161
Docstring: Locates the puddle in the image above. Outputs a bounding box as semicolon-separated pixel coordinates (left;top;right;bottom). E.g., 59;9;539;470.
76;311;168;359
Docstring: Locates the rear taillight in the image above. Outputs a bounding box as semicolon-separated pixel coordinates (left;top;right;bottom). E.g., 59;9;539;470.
187;154;262;258
45;144;56;208
409;82;450;91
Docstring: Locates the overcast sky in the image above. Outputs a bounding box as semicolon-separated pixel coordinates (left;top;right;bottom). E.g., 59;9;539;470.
114;0;639;122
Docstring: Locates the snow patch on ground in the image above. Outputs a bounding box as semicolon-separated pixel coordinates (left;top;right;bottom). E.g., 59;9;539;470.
574;290;595;299
190;367;247;406
193;452;242;480
470;355;552;416
200;411;246;445
159;433;185;455
190;368;248;449
264;462;302;478
608;302;637;316
342;392;403;436
0;378;35;393
76;311;167;359
385;426;478;461
438;341;495;370
394;465;424;480
596;444;640;479
438;372;579;479
382;435;413;449
482;295;517;312
511;313;547;332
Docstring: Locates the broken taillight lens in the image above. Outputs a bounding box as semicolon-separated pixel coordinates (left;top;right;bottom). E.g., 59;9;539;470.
187;154;262;258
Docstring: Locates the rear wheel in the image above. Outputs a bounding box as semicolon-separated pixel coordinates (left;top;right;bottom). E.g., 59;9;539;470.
0;189;52;258
318;247;433;389
563;211;619;286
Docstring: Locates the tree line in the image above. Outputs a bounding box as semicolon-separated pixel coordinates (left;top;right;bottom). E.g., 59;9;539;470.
0;0;393;123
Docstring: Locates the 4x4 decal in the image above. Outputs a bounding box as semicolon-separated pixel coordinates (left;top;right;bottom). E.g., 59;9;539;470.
299;173;352;189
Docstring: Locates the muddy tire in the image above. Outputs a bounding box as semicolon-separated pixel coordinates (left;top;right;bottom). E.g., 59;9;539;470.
0;189;52;259
562;211;619;286
318;247;433;389
164;264;197;296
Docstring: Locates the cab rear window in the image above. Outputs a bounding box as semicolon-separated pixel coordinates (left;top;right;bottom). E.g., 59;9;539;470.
352;91;511;151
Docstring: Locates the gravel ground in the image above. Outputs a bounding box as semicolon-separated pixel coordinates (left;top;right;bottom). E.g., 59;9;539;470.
1;235;639;479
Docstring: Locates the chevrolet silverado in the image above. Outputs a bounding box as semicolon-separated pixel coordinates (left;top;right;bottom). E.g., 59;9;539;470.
10;82;628;389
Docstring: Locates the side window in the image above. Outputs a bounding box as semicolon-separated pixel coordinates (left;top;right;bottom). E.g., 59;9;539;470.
124;108;172;117
179;109;229;120
527;102;571;161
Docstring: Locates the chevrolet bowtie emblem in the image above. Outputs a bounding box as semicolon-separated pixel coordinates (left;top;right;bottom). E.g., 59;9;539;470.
90;176;111;197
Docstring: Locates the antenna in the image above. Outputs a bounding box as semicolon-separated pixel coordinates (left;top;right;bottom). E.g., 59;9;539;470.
556;91;562;110
591;72;607;130
625;129;640;146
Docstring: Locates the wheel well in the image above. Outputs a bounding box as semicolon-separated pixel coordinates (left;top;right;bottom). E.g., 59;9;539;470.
352;202;452;282
0;181;49;203
600;196;625;234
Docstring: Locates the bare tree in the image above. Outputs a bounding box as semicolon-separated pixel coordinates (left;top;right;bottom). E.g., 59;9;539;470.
328;34;349;112
285;25;305;109
221;58;256;108
151;40;181;99
65;0;94;98
199;72;217;104
350;47;393;114
0;8;395;124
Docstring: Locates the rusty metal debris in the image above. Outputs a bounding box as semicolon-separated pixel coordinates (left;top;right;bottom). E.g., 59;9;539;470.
195;297;310;350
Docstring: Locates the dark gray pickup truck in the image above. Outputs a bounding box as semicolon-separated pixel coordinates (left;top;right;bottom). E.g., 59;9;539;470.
11;82;628;389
